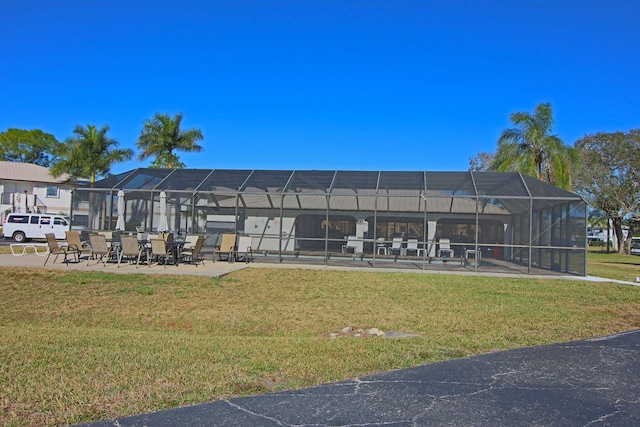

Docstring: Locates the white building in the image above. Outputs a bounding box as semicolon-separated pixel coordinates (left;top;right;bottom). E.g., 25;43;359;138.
0;161;76;221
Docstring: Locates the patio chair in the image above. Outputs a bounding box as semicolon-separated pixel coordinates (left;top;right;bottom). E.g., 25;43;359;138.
149;238;170;268
96;231;115;251
376;237;387;255
88;234;113;266
389;237;404;255
341;235;358;253
438;238;455;258
183;234;199;249
181;236;205;266
44;233;77;265
118;235;145;268
464;247;481;265
215;233;237;262
65;230;91;261
405;238;422;256
235;235;253;263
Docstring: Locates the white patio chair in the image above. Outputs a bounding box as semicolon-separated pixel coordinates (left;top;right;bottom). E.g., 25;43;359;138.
389;237;404;255
342;235;358;253
438;238;455;258
406;238;422;256
465;247;481;265
235;236;253;263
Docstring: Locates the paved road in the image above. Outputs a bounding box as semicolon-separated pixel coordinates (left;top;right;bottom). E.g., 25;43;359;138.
0;237;14;246
79;330;640;426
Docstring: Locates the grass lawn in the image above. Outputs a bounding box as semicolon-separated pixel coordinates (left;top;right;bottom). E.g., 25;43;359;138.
1;252;639;426
587;249;640;282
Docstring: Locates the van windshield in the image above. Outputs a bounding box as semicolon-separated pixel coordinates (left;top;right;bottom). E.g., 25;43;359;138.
54;217;69;226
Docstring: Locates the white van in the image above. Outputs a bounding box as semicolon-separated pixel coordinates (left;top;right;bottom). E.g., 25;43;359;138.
2;213;70;242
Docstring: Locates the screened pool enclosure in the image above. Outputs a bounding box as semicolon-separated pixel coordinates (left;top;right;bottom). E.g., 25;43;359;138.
72;169;587;276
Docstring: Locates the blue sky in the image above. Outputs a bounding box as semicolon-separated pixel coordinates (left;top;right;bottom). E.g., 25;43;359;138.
1;0;638;176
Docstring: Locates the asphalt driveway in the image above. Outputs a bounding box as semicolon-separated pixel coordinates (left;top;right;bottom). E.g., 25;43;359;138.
79;329;640;426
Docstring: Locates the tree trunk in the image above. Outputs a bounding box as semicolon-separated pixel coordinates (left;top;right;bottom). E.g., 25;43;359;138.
623;224;635;255
611;217;625;254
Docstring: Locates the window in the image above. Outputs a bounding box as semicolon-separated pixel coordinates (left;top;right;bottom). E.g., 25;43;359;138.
8;215;29;224
73;215;89;228
375;217;425;240
436;219;504;244
46;186;59;197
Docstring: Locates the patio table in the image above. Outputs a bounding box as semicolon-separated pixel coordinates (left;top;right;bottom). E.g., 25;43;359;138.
165;240;186;266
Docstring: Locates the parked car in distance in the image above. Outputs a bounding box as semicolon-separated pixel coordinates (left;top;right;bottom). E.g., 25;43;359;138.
631;243;640;256
1;213;70;242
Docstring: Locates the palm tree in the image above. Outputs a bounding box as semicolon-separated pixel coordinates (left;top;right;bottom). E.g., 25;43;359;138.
51;124;133;183
491;103;577;189
137;112;204;168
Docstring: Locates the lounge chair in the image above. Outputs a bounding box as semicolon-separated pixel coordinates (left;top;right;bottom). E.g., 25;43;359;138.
44;233;78;265
216;233;237;262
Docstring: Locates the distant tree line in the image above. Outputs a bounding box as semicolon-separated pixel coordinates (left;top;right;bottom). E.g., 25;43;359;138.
0;112;204;184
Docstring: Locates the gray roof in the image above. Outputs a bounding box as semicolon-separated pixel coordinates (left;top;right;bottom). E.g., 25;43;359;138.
81;169;583;216
86;169;579;198
0;161;71;184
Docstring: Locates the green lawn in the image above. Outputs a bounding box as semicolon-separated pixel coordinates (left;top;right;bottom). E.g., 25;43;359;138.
587;249;640;282
1;262;639;426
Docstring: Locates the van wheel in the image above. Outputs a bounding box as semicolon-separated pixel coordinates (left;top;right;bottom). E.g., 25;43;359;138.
13;232;26;243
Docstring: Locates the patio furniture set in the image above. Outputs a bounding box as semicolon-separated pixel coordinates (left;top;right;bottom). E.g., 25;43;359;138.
35;231;254;268
342;236;482;260
36;230;205;268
